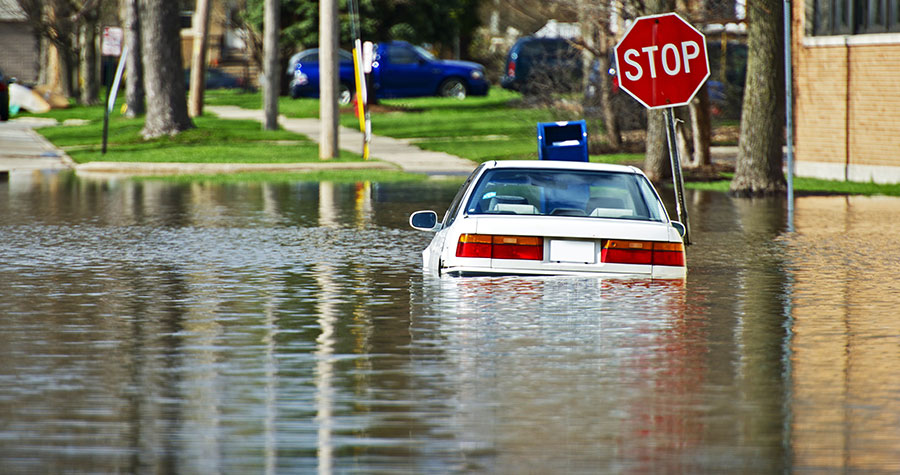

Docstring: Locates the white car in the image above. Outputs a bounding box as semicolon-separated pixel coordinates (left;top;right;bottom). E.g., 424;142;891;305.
409;160;686;278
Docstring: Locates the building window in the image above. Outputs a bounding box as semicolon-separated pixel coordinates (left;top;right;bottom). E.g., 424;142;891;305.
812;0;900;34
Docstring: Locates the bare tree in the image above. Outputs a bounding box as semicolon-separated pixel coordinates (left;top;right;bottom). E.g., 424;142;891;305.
594;24;621;149
17;0;78;97
139;0;193;138
730;0;785;195
121;0;144;117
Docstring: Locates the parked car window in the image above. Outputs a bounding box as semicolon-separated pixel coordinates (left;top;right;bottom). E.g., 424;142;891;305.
443;164;484;228
502;36;583;94
518;41;546;58
388;45;419;65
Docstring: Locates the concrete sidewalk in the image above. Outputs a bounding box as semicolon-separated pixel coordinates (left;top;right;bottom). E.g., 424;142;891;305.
206;106;477;175
0;119;75;174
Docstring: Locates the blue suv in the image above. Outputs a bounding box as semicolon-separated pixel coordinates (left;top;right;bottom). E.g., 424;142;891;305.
500;36;582;94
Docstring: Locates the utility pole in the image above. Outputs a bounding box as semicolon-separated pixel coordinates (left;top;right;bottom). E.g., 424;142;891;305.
188;0;210;118
319;0;339;158
263;0;280;130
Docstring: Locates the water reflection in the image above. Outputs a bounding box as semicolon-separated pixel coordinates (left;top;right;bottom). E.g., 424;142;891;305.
2;172;900;472
787;196;900;471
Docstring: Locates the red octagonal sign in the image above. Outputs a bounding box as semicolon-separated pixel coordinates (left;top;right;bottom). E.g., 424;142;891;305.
614;13;709;109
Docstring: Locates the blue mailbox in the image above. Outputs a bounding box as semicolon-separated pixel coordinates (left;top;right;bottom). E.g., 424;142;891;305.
537;120;588;162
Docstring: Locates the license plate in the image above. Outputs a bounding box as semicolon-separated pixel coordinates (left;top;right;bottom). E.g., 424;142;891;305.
549;240;595;264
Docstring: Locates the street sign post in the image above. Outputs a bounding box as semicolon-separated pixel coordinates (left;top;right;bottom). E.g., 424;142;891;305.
614;13;709;244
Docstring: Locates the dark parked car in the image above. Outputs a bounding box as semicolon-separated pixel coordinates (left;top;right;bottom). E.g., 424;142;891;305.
287;41;490;103
0;69;9;122
500;36;582;95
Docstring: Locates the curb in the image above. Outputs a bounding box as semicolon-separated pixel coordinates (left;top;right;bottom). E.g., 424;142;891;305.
74;160;397;179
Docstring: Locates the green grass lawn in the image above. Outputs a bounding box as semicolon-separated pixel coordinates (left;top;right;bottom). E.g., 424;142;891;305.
31;103;363;164
339;89;642;165
686;174;900;196
207;87;644;165
24;89;900;195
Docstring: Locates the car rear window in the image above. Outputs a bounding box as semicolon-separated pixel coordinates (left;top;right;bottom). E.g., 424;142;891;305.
465;168;664;221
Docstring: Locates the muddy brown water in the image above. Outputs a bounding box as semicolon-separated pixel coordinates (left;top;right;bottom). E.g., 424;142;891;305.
2;173;898;472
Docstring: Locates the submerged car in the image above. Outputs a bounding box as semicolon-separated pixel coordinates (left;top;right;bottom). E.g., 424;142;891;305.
409;160;686;278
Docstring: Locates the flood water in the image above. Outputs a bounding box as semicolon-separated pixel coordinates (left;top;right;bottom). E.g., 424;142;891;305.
2;171;900;473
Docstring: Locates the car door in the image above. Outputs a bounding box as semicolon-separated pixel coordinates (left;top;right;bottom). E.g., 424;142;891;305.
377;44;438;97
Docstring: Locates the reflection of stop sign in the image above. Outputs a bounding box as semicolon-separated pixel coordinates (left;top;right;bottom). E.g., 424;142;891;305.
614;13;709;109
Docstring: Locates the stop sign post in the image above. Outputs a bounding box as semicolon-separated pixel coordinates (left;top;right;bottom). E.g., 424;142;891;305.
614;13;709;244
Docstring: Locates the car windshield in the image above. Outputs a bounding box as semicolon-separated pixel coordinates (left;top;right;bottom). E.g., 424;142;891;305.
465;168;665;221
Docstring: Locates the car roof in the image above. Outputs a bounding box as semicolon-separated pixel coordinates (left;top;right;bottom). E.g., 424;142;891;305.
481;160;645;176
291;48;353;60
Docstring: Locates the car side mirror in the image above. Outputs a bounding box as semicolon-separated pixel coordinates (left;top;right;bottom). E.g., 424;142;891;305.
410;210;440;231
671;221;686;238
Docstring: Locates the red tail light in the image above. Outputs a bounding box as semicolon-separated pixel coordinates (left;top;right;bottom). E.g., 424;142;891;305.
456;234;492;258
507;61;516;78
602;240;684;267
650;242;686;266
457;234;542;260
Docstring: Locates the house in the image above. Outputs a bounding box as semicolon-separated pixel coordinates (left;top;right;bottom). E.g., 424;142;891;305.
179;2;257;87
792;2;900;184
0;0;38;83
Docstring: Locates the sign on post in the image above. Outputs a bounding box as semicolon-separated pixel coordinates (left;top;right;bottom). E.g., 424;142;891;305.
614;13;709;245
614;13;709;109
102;27;123;57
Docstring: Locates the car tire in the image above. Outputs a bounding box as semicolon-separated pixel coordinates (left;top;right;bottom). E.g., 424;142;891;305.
438;78;467;100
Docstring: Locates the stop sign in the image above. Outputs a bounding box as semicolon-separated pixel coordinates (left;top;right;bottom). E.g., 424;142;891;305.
614;13;709;109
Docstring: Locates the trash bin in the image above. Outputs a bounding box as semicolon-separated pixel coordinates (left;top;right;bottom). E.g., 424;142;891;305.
537;120;588;162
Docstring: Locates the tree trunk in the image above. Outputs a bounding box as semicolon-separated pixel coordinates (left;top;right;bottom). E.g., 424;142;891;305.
730;0;786;196
688;82;711;166
58;47;77;99
644;109;669;182
79;20;100;105
262;0;280;130
188;0;211;118
123;0;145;117
140;0;193;138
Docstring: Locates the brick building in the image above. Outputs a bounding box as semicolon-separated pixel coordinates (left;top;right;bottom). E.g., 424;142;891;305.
793;1;900;183
0;0;38;84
